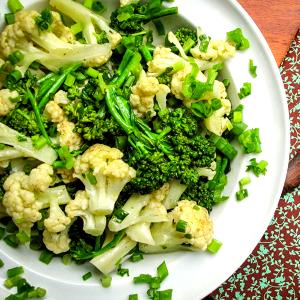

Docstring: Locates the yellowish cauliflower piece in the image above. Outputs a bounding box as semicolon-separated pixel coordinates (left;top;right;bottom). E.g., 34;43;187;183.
43;227;71;254
2;164;54;230
148;47;184;76
53;90;69;105
191;40;235;62
0;89;19;116
120;0;139;6
51;11;75;43
170;200;213;250
204;98;232;136
57;120;82;151
74;144;136;215
130;71;160;117
45;101;65;123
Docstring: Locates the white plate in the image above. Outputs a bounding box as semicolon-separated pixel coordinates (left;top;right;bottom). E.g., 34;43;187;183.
0;0;290;299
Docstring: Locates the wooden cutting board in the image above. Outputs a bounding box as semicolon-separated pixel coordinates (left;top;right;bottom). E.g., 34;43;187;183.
238;0;300;65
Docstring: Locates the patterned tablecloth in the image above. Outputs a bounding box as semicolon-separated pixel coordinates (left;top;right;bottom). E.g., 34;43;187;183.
209;29;300;300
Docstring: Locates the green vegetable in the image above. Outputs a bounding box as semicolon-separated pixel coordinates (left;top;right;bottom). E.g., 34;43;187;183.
174;27;197;53
238;82;251;99
5;13;15;25
246;158;268;176
35;8;53;31
157;261;168;281
227;28;250;50
117;263;129;277
153;20;165;36
7;0;24;13
82;272;92;281
0;258;4;268
236;188;248;201
3;234;19;248
129;294;138;300
16;231;30;244
8;51;24;65
191;99;222;119
238;128;262;153
176;220;187;233
210;134;238;160
100;274;112;288
7;266;24;278
249;59;257;78
207;239;222;253
199;34;211;52
39;250;54;265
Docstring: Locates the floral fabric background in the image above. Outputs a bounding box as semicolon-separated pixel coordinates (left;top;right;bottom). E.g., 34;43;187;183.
209;30;300;300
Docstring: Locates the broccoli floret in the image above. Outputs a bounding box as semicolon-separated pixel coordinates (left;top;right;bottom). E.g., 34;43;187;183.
110;1;178;34
174;27;197;53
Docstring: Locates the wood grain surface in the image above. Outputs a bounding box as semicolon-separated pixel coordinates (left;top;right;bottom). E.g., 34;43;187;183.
238;0;300;65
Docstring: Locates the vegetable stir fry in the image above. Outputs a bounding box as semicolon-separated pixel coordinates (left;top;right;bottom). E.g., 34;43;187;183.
0;0;265;298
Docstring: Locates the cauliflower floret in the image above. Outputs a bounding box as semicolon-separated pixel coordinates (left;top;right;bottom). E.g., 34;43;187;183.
53;90;69;105
44;100;65;123
204;98;232;136
148;47;184;76
66;190;106;236
191;40;235;62
51;11;75;43
130;71;160;117
57;120;82;151
0;89;19;117
43;227;71;254
156;84;170;110
44;197;71;233
27;163;54;192
74;144;136;215
56;168;75;183
139;200;213;253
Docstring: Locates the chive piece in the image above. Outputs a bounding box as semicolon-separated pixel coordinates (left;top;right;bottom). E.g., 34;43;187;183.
207;239;222;253
129;294;138;300
149;276;161;289
117;264;129;277
199;34;211;53
0;258;4;268
82;272;92;281
76;72;86;82
32;135;47;150
7;0;24;13
239;177;251;188
0;227;5;239
153;20;165;36
231;121;248;136
238;82;251;99
64;74;76;87
52;160;67;169
8;50;24;65
30;61;41;70
5;13;15;25
246;158;268;176
4;275;22;289
7;266;24;278
39;250;54;265
100;274;112;288
83;0;93;9
183;38;196;53
16;231;30;244
7;70;22;83
233;111;243;123
113;208;129;223
227;28;250;50
27;287;47;298
176;220;187;233
222;78;231;88
61;254;72;265
238;128;262;153
158;289;173;300
139;45;153;62
249;59;257;78
86;171;97;185
92;1;105;13
129;251;144;262
133;274;153;284
85;67;100;78
236;188;248;201
157;261;168;282
210;134;238;160
115;136;128;150
71;23;83;35
4;234;19;248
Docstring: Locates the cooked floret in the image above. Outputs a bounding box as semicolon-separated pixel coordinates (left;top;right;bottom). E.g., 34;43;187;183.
0;89;19;117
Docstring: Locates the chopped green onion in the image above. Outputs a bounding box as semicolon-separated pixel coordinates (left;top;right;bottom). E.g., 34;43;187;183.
0;258;4;268
246;158;268;176
16;231;30;244
153;20;165;36
5;13;15;25
85;67;100;78
236;188;248;201
183;38;196;53
231;122;248;136
6;220;18;233
227;28;250;50
199;34;211;52
113;208;129;223
64;74;76;87
139;45;153;62
4;275;22;289
39;250;54;265
184;233;192;239
30;61;41;70
0;227;5;239
193;205;200;210
100;274;112;288
35;8;53;31
158;289;173;300
52;160;67;169
238;82;251;99
117;264;129;277
7;0;24;13
239;177;251;189
115;136;128;150
83;0;93;9
61;254;72;265
222;78;231;88
27;287;47;298
171;60;185;73
0;143;5;150
238;128;262;153
157;261;168;281
71;23;83;35
191;98;222;119
133;274;153;284
176;220;187;233
86;171;97;185
32;135;47;150
8;50;24;65
76;72;86;82
233;111;243;123
17;135;27;142
129;294;138;300
92;1;105;13
249;59;257;78
210;134;238;160
82;272;92;281
4;234;19;248
7;266;24;278
149;276;161;289
207;239;222;253
129;250;144;262
7;70;22;83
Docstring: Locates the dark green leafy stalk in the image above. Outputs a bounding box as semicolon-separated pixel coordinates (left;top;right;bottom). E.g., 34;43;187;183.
139;45;153;62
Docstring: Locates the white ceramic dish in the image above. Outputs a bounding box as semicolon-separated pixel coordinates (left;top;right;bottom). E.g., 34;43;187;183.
0;0;290;299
